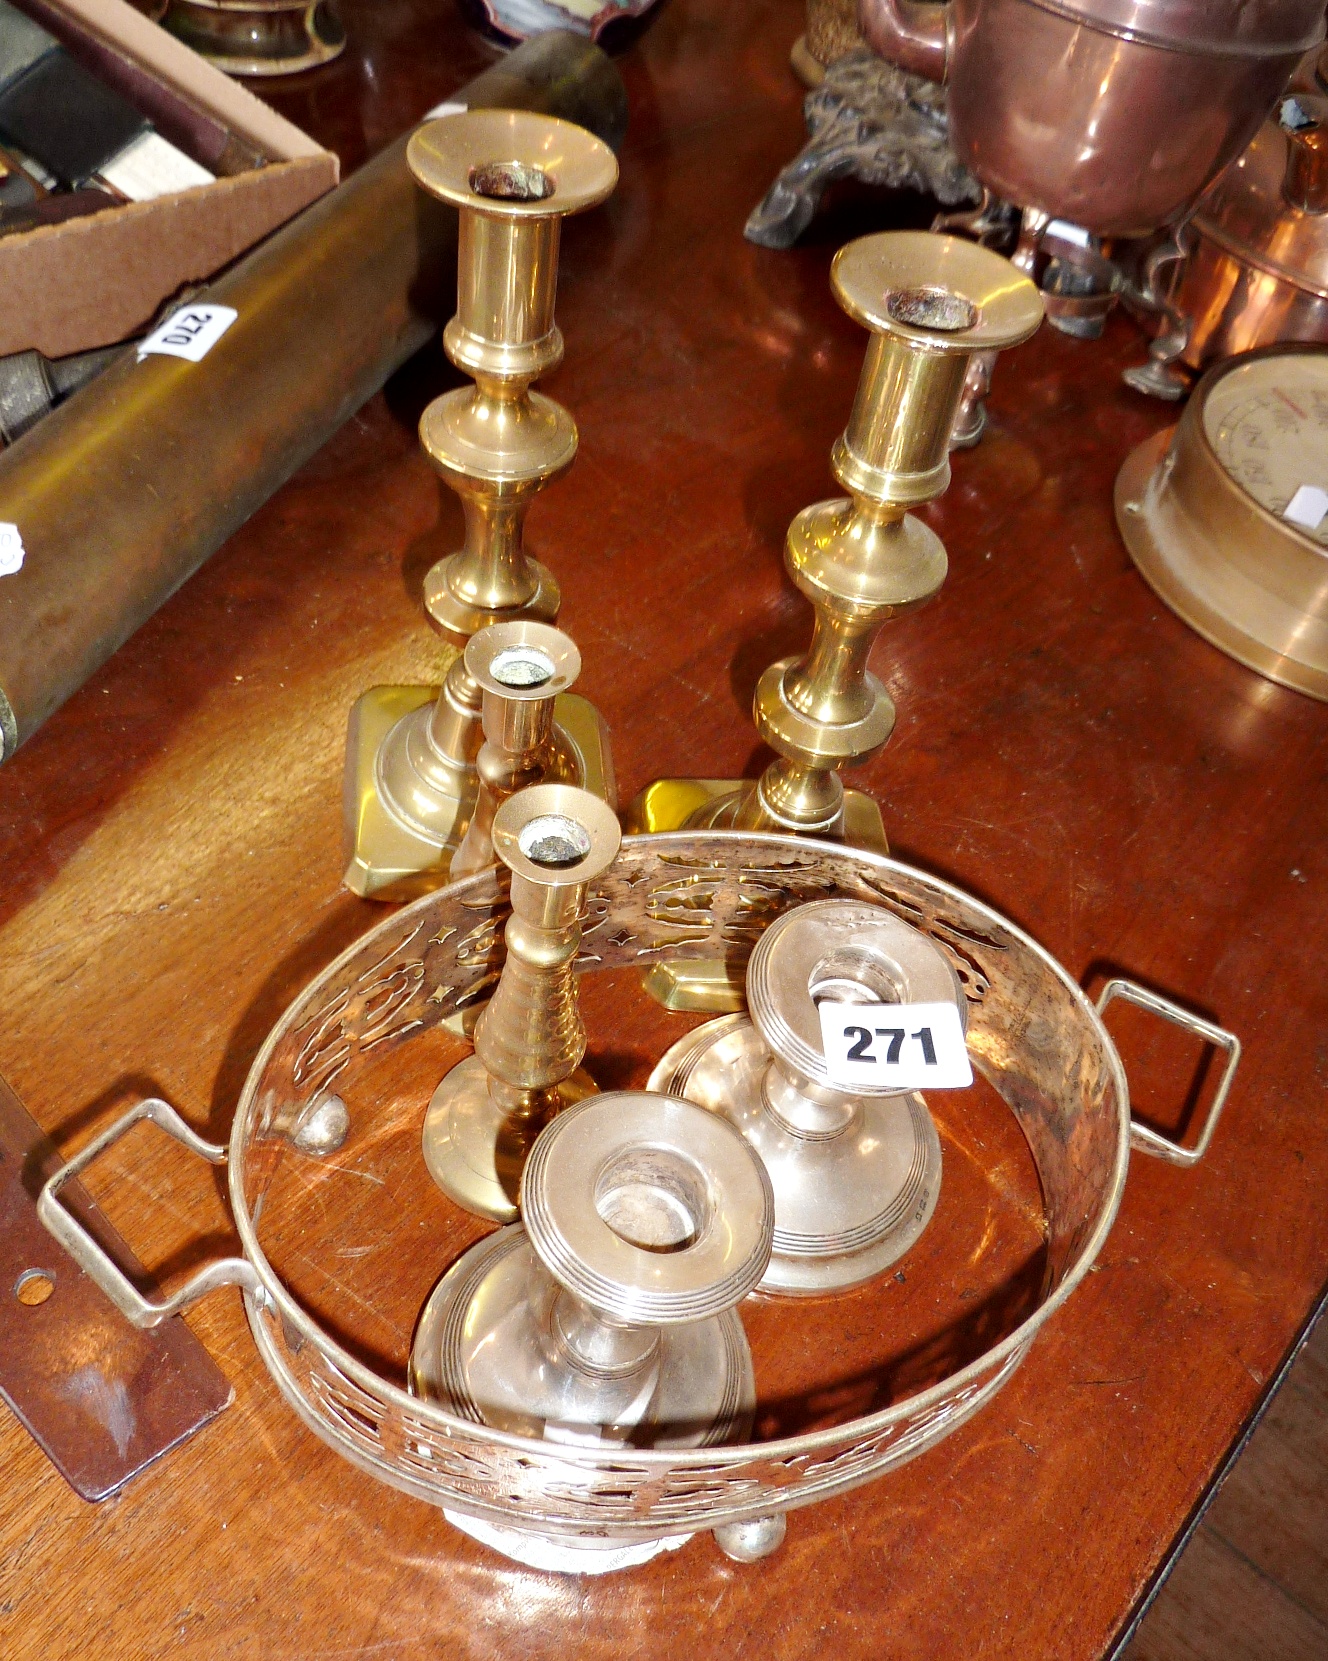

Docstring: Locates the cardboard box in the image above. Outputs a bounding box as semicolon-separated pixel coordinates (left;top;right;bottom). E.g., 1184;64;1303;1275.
0;0;338;358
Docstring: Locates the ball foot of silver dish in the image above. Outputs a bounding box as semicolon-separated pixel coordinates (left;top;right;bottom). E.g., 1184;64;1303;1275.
712;1513;787;1562
650;899;961;1296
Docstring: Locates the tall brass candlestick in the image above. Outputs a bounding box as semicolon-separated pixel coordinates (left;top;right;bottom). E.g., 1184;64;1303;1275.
344;110;617;901
629;231;1042;1009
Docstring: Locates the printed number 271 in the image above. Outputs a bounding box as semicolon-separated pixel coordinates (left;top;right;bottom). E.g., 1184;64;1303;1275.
845;1027;938;1065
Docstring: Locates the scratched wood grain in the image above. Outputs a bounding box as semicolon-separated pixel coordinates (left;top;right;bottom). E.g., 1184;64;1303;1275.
1;0;1326;1656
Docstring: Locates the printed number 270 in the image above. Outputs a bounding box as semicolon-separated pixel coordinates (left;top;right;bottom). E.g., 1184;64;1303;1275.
845;1026;938;1066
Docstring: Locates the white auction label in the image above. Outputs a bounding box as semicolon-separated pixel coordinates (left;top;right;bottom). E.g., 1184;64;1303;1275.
137;304;238;364
0;523;24;577
818;1000;973;1091
1284;484;1328;532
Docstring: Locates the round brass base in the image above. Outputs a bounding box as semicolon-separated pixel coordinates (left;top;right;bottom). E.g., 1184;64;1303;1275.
648;1015;942;1295
1117;428;1328;702
421;1056;597;1222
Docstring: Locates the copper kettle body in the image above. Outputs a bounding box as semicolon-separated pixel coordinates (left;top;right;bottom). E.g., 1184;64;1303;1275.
858;0;1326;236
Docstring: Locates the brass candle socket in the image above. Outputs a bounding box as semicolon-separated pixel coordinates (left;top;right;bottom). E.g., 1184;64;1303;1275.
649;899;962;1294
628;231;1041;1011
449;620;611;880
411;1090;775;1570
344;111;618;901
422;782;622;1222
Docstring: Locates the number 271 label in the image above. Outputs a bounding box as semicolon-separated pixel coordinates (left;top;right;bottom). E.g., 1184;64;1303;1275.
817;1001;972;1091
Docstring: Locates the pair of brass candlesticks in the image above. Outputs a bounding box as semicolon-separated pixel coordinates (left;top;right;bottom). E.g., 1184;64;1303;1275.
345;111;1042;932
344;110;619;901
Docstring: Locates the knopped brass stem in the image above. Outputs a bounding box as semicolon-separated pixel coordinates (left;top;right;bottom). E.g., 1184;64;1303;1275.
714;233;1041;842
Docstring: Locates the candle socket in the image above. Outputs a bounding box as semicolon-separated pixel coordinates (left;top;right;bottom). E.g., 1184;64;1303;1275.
422;782;621;1222
343;110;618;901
628;231;1042;1011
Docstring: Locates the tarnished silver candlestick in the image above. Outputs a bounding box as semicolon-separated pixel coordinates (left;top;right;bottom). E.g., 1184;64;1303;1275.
411;1088;776;1569
649;899;964;1294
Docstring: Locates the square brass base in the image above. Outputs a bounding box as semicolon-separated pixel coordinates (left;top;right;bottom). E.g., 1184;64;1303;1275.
344;684;615;902
623;778;888;1012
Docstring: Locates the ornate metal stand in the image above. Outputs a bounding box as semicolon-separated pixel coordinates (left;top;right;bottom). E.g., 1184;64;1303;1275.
649;899;960;1293
422;783;620;1222
411;1089;775;1569
629;231;1042;1009
344;111;618;901
745;52;979;251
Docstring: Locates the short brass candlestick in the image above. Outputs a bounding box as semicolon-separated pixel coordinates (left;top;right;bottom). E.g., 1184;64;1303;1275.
423;782;622;1222
628;231;1041;1010
450;621;595;881
344;110;618;901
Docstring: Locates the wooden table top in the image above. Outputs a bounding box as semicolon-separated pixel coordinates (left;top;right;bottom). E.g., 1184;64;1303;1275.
2;1;1326;1656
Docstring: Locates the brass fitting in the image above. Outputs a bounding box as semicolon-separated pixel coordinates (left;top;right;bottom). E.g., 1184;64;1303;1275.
422;782;622;1221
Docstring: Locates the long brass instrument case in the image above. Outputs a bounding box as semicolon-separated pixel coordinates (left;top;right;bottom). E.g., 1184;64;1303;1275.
422;782;621;1222
630;232;1041;1009
344;111;618;901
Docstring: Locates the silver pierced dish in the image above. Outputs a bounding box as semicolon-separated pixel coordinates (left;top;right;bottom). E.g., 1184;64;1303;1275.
37;832;1240;1567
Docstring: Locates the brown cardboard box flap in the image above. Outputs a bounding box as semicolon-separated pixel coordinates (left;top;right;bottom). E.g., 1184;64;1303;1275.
0;160;334;356
0;0;338;358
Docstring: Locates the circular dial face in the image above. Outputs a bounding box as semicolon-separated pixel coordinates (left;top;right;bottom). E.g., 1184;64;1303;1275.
1202;353;1328;547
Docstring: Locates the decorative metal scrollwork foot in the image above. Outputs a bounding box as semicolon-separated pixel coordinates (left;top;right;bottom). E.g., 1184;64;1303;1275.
746;53;980;249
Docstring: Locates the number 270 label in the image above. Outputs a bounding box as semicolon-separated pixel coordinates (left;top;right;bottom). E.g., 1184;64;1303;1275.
817;1001;973;1091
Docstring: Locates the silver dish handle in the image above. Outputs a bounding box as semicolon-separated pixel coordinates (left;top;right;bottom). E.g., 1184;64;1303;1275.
1097;978;1241;1168
37;1095;258;1329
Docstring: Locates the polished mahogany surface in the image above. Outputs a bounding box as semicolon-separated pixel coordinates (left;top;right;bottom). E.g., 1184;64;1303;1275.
1;1;1326;1656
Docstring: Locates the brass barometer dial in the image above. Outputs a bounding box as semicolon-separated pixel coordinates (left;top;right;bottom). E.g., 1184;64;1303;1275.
1205;355;1328;540
1116;344;1328;699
